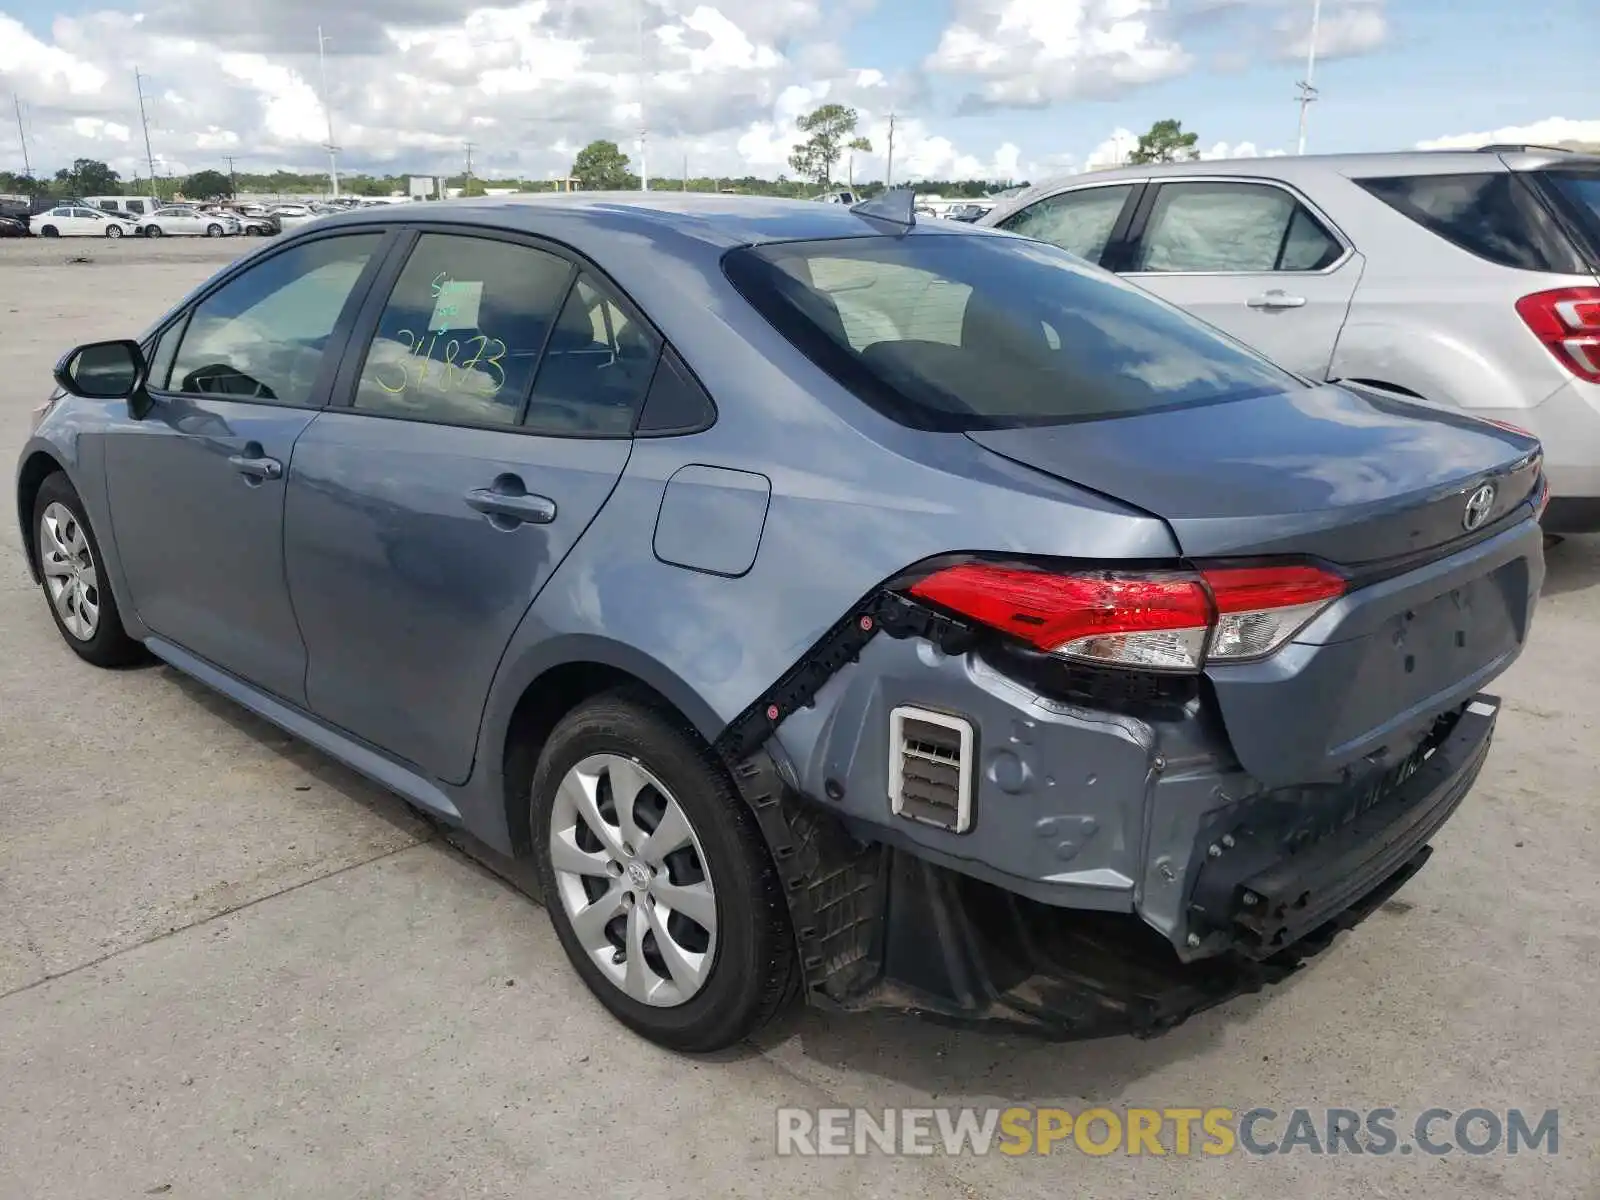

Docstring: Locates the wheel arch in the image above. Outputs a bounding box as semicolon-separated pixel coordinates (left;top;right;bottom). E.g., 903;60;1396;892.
15;448;68;584
488;636;727;858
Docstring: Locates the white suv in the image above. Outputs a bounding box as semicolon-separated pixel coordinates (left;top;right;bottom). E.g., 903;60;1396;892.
981;147;1600;532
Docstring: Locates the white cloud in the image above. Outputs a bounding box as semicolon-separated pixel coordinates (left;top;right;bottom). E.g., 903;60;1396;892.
1417;117;1600;151
1200;139;1286;159
928;0;1193;109
1279;0;1387;61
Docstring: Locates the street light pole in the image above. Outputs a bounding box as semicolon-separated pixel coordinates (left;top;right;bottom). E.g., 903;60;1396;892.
1295;0;1322;155
13;93;30;179
134;69;159;201
317;26;340;198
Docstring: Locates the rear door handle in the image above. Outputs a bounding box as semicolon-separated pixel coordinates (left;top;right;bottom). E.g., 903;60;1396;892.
228;454;282;480
464;486;557;525
1247;290;1307;309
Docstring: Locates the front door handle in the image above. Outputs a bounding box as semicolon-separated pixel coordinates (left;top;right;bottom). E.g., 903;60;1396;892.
1247;290;1307;309
464;485;557;526
228;454;282;480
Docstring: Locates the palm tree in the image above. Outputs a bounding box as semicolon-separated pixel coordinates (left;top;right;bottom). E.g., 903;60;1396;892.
847;137;872;188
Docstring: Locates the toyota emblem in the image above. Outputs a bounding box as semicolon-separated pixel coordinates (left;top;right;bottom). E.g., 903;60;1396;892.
1462;483;1496;531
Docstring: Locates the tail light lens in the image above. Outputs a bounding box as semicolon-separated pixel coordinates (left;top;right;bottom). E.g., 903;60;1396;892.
907;561;1346;672
1516;287;1600;384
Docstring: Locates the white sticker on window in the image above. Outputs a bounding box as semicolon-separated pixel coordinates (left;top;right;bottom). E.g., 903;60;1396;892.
429;280;484;331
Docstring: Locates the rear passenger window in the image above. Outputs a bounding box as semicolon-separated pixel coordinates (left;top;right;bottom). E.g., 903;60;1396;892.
523;273;661;436
1133;181;1342;273
998;185;1136;264
1356;173;1587;273
353;233;573;426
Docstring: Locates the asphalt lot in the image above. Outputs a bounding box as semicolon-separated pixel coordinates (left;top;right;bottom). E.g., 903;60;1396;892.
1;235;1598;1198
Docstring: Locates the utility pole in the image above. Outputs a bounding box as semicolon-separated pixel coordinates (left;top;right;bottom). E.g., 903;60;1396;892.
464;141;474;193
12;93;29;180
134;69;158;202
1295;0;1321;154
225;155;237;198
682;152;688;192
317;26;340;198
885;112;897;189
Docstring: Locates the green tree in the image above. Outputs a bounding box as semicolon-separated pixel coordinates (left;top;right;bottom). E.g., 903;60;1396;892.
182;169;234;200
461;176;488;197
571;139;632;190
1128;119;1200;165
54;158;120;195
788;104;863;188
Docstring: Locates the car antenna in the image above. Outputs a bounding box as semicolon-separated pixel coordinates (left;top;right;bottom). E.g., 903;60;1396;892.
850;187;916;232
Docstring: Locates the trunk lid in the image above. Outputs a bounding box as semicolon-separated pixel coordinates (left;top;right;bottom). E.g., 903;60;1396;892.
966;383;1546;786
964;383;1541;563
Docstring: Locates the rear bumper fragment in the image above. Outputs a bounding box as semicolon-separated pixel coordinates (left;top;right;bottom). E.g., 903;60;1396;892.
1184;694;1496;960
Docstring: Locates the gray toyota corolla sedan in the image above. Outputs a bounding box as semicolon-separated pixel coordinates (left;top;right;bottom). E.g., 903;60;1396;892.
15;191;1547;1052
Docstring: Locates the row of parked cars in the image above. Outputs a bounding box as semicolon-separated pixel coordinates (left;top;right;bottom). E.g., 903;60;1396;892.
0;194;370;240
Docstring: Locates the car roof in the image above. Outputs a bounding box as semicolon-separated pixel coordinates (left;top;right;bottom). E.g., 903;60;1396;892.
1017;147;1600;199
306;190;999;250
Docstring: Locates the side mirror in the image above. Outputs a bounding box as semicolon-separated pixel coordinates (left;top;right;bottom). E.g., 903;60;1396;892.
52;339;149;403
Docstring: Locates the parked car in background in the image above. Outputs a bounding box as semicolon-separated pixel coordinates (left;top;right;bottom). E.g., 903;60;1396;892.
17;191;1547;1054
943;202;994;223
31;206;138;238
979;146;1600;531
137;206;235;238
83;196;160;221
235;213;278;236
268;203;334;231
0;215;30;237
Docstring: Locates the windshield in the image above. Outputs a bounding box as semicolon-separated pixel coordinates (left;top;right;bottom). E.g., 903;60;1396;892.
722;231;1304;431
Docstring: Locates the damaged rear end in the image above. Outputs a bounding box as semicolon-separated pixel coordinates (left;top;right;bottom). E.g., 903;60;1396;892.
716;227;1547;1037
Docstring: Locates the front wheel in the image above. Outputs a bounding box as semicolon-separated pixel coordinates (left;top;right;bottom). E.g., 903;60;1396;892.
31;473;146;668
145;224;162;238
38;225;57;237
105;224;123;238
206;223;222;237
530;693;796;1052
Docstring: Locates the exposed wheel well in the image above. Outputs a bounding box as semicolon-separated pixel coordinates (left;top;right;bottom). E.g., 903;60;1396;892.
15;452;64;581
500;661;706;857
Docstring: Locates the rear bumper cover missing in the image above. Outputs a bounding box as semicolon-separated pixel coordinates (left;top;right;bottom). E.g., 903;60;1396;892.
726;694;1498;1039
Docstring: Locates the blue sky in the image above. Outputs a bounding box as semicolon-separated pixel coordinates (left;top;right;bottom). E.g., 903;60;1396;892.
0;0;1595;183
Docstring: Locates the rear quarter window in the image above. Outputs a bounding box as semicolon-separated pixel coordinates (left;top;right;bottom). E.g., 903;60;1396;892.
722;232;1303;432
1356;172;1587;273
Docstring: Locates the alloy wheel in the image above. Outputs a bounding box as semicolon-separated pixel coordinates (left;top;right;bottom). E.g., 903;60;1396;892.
39;501;100;641
548;752;719;1007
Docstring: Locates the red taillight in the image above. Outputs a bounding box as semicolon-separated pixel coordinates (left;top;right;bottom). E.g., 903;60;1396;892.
1516;286;1600;384
907;561;1346;672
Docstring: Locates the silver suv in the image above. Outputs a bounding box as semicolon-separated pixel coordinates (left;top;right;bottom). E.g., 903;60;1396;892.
980;147;1600;531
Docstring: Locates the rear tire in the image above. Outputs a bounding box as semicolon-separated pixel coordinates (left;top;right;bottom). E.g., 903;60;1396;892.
529;692;796;1053
31;473;146;668
206;223;222;237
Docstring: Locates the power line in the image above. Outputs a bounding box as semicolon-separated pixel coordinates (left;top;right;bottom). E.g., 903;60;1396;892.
134;69;158;200
1295;0;1322;154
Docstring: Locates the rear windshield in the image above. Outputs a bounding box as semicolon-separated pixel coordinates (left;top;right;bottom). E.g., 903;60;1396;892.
1538;170;1600;261
1355;172;1588;274
721;232;1302;431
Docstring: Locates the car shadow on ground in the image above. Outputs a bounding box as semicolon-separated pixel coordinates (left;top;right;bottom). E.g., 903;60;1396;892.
1540;534;1600;597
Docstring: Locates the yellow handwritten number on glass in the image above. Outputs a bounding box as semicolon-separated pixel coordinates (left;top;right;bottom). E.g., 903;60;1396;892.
371;329;416;394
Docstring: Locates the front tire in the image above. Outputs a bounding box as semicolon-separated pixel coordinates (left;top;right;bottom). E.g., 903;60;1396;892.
39;225;57;237
145;224;162;238
32;473;145;668
105;224;123;238
530;693;796;1053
